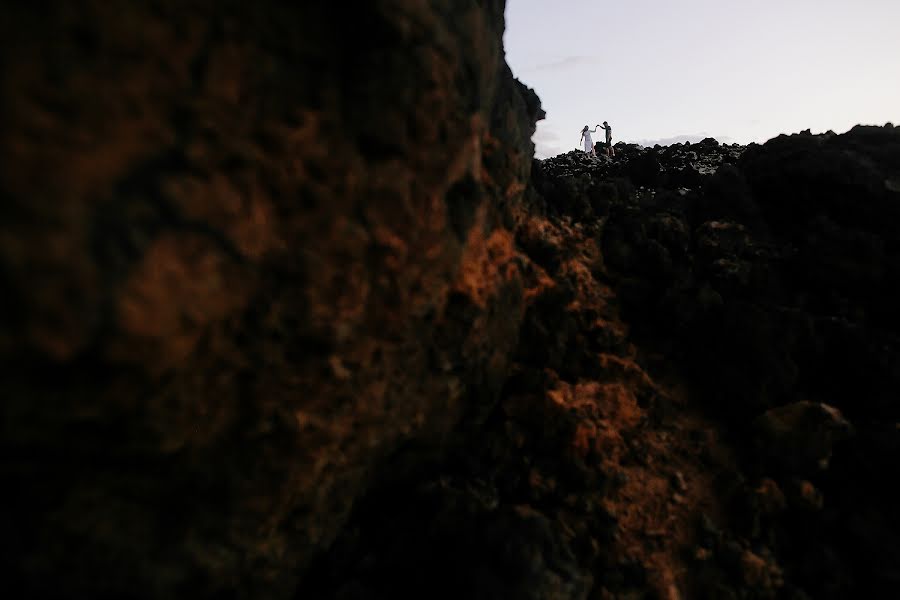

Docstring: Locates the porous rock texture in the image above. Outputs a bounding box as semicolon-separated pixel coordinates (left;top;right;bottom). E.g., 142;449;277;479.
612;126;900;599
1;1;541;598
558;126;900;598
4;1;900;600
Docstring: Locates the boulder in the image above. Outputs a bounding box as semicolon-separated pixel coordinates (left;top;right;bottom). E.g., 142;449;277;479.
752;402;854;475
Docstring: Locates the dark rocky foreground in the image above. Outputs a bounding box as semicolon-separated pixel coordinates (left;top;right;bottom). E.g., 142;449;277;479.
531;127;900;598
2;2;899;599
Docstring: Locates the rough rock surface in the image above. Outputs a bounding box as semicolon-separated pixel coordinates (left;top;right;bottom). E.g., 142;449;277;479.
304;125;900;599
588;125;900;598
2;1;541;598
3;2;900;600
301;208;737;600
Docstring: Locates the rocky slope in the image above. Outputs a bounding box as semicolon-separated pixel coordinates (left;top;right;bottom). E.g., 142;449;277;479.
593;126;900;598
3;1;899;599
301;126;900;599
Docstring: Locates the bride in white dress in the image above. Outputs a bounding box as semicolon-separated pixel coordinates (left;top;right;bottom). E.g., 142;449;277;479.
580;125;600;156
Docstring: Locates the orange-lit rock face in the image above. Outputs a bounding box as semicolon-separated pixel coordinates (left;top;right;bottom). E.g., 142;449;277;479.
7;1;898;598
303;124;900;600
1;1;541;598
113;233;253;370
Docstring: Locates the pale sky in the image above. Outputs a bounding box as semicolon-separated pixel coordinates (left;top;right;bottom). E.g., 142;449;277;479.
503;0;900;158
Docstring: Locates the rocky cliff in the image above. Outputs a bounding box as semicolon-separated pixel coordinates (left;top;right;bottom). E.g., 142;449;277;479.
2;1;541;597
2;1;899;599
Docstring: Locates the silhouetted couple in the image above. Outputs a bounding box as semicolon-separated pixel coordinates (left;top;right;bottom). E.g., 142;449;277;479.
580;122;615;157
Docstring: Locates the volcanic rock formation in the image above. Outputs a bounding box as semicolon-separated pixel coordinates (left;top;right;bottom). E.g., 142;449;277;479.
594;125;900;598
3;1;900;599
2;1;540;597
302;126;900;600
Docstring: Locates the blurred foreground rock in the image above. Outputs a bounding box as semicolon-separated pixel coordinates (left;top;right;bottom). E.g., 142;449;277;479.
1;1;541;597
